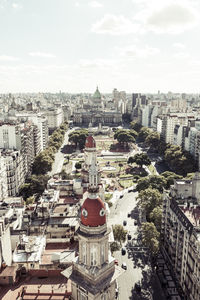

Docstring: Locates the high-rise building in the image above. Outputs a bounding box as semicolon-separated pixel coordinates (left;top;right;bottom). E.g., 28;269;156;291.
162;173;200;300
0;153;8;201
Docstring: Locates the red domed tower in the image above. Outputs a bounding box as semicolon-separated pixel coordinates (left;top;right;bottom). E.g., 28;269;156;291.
63;138;123;300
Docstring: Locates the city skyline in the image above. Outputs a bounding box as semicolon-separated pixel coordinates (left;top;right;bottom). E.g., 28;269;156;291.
0;0;200;93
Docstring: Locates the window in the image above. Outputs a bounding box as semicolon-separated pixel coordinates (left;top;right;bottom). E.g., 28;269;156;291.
91;244;97;266
101;243;105;264
82;243;86;264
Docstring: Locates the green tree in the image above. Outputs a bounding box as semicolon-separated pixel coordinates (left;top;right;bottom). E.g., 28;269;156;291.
136;177;150;191
145;131;160;150
118;163;123;173
131;153;151;168
75;162;82;172
136;175;167;192
69;130;88;149
110;241;120;253
26;196;35;205
150;207;162;231
161;171;183;188
28;174;49;195
137;188;162;219
32;152;53;175
138;127;151;142
130;121;142;132
114;130;135;147
19;183;32;200
113;224;127;245
141;222;160;256
129;129;138;139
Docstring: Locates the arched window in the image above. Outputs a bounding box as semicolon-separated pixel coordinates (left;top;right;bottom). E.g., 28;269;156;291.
101;243;105;264
90;244;97;266
82;243;86;264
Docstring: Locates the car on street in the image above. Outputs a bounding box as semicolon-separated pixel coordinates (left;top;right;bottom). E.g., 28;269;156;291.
121;262;127;270
123;220;127;226
127;213;131;217
120;195;123;199
121;247;126;255
114;259;119;265
127;234;132;240
134;220;138;225
135;282;141;292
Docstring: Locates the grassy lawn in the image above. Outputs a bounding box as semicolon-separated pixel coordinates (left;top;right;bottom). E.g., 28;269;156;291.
148;164;157;175
119;179;133;188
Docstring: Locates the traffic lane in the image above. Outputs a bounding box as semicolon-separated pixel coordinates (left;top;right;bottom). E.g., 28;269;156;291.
49;129;73;176
115;249;143;300
109;191;138;226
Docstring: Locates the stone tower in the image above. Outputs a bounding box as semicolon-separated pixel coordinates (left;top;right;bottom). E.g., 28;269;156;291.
63;137;122;300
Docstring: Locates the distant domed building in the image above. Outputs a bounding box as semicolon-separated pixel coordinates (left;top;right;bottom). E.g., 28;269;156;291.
73;87;122;127
62;135;123;300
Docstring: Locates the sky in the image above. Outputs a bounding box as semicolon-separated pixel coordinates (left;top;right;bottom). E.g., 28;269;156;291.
0;0;200;93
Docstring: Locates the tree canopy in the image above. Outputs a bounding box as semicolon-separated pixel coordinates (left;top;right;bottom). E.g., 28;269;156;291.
141;222;160;256
128;153;151;168
19;174;49;200
136;175;167;192
161;171;183;188
164;145;197;176
32;152;53;175
113;224;127;244
114;129;135;146
69;129;88;149
138;127;151;142
130;121;142;132
145;131;160;150
137;188;162;219
150;207;162;231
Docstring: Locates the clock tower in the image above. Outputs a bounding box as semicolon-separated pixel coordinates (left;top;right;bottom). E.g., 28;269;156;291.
63;136;123;300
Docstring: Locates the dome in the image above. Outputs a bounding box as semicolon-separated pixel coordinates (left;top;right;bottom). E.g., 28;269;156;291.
81;197;106;227
85;136;96;148
93;86;101;99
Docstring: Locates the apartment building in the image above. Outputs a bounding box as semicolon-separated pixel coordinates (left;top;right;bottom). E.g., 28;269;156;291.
162;173;200;300
0;153;8;201
1;150;24;197
46;108;63;134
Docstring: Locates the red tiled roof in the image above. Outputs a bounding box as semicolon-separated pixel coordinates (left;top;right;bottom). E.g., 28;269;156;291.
81;196;106;227
85;136;96;148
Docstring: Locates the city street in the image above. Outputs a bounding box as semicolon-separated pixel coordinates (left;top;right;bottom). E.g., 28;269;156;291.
108;190;166;300
48;128;74;176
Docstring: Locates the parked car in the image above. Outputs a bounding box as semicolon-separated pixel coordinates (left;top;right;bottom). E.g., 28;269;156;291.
127;213;131;217
134;220;138;225
120;195;123;199
123;220;127;226
114;259;119;265
121;247;126;255
121;262;127;270
127;234;132;240
135;282;141;292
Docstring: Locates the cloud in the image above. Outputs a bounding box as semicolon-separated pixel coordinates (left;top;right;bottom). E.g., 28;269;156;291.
173;42;185;49
118;45;160;58
173;52;189;59
92;14;140;35
88;1;102;8
78;58;119;70
0;55;19;61
12;3;22;9
29;52;56;58
138;1;199;34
